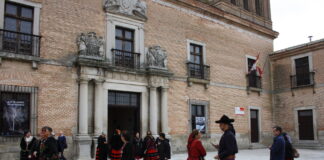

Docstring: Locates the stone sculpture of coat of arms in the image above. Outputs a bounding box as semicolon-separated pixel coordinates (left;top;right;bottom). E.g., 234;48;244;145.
146;46;168;70
76;32;104;58
104;0;147;20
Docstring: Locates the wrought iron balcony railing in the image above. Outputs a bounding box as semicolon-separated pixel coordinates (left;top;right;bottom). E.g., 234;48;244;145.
290;71;315;89
111;49;140;69
246;73;262;89
187;62;210;80
0;29;41;57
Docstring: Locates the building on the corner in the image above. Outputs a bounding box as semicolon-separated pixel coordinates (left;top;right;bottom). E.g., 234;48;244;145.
0;0;304;159
270;39;324;149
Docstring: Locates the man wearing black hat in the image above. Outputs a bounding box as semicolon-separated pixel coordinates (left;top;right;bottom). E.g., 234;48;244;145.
214;115;238;160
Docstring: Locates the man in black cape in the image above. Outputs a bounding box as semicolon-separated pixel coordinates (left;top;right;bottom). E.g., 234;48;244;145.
214;115;238;160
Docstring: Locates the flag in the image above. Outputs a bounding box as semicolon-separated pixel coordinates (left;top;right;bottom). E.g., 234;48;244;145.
250;54;263;77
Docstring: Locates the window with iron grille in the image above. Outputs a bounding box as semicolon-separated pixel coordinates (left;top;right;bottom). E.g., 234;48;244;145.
295;57;310;86
243;0;249;11
3;2;34;54
188;44;204;79
191;105;206;134
114;27;139;68
255;0;262;16
247;57;261;88
108;91;139;108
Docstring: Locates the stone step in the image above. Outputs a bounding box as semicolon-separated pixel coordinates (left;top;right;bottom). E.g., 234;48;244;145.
293;142;324;149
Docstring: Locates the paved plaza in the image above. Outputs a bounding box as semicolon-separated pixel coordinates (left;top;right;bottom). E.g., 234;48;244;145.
172;149;324;160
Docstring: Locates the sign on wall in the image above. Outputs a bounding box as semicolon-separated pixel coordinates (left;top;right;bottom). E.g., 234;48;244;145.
235;107;245;115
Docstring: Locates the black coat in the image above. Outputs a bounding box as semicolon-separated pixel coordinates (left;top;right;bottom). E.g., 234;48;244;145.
156;138;171;160
218;130;238;160
110;134;123;150
96;135;108;160
39;136;59;160
57;135;67;152
122;142;135;160
284;135;294;159
133;137;143;157
20;136;37;160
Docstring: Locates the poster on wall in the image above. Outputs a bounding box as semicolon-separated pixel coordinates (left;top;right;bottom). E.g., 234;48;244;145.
2;100;28;135
235;107;245;115
195;117;206;133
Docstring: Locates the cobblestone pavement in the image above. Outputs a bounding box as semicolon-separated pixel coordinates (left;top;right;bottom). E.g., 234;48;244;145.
172;149;324;160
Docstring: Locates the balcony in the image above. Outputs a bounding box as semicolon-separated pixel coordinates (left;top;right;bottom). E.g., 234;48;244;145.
111;49;140;69
246;73;262;91
0;29;41;57
291;72;315;89
187;62;210;88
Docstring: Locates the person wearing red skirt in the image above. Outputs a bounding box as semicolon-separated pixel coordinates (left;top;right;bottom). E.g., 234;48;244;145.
110;129;123;160
143;131;159;160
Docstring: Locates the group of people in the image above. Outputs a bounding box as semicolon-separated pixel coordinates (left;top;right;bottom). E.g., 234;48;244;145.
187;115;238;160
19;126;67;160
96;129;171;160
270;126;298;160
20;116;297;160
186;115;297;160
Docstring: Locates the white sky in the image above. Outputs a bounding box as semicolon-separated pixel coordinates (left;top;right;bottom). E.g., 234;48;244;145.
271;0;324;51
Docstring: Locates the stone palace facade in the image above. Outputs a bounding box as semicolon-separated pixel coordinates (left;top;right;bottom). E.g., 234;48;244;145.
0;0;323;159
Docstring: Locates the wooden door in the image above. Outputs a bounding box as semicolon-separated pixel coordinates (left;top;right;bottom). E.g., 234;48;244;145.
250;109;259;143
298;110;314;140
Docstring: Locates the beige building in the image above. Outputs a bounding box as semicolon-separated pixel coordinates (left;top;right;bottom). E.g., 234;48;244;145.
270;39;324;149
0;0;293;159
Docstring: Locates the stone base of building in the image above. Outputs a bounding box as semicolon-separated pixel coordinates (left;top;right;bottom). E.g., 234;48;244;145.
74;135;92;160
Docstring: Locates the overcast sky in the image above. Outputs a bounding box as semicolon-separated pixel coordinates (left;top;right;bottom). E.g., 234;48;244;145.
271;0;324;51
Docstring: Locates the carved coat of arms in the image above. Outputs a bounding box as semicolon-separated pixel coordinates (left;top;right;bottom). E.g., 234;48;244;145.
146;46;168;69
76;32;104;57
104;0;147;20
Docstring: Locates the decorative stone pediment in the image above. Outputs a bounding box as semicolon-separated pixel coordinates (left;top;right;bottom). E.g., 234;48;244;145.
104;0;147;20
76;32;104;59
146;46;168;70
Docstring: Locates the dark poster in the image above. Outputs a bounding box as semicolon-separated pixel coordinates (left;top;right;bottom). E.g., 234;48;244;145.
0;92;30;136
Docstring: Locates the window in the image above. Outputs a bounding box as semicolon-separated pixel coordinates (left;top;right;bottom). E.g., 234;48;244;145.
191;105;206;134
247;57;261;88
3;2;33;54
255;0;262;16
188;44;204;79
295;57;311;86
243;0;249;10
0;92;30;136
108;91;139;107
231;0;236;5
247;57;255;72
113;27;139;68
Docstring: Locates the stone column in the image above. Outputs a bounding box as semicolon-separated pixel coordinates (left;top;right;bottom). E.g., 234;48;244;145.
161;87;169;135
76;78;91;160
79;79;89;135
94;80;104;135
141;91;149;137
149;86;158;136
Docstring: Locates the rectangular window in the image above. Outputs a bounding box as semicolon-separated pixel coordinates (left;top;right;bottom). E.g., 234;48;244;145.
114;27;139;68
191;105;206;134
255;0;262;16
3;2;34;55
295;57;310;86
247;57;261;88
0;92;30;136
243;0;249;11
188;44;204;79
231;0;236;5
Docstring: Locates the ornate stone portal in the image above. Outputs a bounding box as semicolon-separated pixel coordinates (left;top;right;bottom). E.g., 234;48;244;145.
76;32;104;58
104;0;147;20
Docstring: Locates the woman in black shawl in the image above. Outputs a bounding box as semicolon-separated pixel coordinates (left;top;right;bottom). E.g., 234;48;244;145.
96;133;108;160
20;130;37;160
